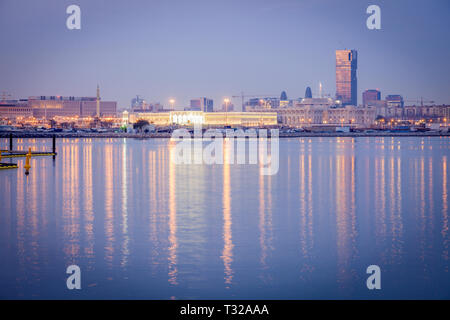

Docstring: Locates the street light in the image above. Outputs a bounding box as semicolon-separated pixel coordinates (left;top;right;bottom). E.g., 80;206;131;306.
169;99;175;111
224;98;230;126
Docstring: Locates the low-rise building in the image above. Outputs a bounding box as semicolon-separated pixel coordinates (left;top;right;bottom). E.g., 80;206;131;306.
248;97;376;128
0;101;33;119
125;110;278;127
273;105;375;127
28;96;117;118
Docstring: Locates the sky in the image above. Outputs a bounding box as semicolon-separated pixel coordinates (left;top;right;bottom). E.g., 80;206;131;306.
1;0;449;110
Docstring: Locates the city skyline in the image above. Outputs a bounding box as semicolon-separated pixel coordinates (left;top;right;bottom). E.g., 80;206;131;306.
1;0;450;109
0;0;449;303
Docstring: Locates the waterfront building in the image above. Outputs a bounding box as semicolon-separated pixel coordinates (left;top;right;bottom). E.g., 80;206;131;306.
336;49;358;105
274;105;375;128
403;104;449;121
28;96;117;118
248;95;375;128
126;110;277;127
294;97;335;108
189;97;214;112
362;89;381;106
386;94;404;108
369;100;388;117
0;100;33;119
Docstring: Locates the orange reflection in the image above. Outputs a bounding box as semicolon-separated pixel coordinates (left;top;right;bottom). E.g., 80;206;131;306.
148;149;158;274
335;151;358;287
258;141;268;272
299;153;314;276
83;140;94;260
374;155;387;264
121;140;130;267
16;159;26;275
104;142;114;267
168;142;178;285
442;156;448;270
419;157;426;266
222;140;233;286
62;141;81;262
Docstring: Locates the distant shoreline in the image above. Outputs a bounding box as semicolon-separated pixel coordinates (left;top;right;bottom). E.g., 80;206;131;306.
1;131;449;139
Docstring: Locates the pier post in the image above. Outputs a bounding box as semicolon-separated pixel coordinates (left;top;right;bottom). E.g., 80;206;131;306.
9;133;13;151
52;135;56;160
24;147;31;175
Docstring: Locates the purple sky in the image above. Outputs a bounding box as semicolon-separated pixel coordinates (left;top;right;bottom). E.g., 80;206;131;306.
1;0;449;110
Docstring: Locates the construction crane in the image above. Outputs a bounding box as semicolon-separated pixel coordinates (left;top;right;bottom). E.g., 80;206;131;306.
405;97;434;107
231;92;278;111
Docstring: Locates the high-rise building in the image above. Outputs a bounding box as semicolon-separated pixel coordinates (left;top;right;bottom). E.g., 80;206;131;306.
190;97;214;112
305;87;312;99
336;49;357;106
131;95;148;111
280;91;288;101
362;89;381;106
385;95;404;108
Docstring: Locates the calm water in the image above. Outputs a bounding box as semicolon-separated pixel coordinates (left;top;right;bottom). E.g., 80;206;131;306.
0;137;449;299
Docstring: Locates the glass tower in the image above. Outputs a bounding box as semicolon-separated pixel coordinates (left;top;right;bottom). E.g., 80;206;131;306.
336;50;357;106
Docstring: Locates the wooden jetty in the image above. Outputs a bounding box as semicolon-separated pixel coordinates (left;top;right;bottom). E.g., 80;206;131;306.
2;134;57;158
0;162;18;169
1;151;57;158
0;135;57;170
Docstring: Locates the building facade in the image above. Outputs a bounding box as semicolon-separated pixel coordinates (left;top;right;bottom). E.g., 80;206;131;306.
0;101;33;119
126;110;278;127
362;89;381;106
385;95;404;108
305;87;312;99
189;97;214;112
336;49;358;106
275;105;376;127
131;95;148;111
28;96;117;118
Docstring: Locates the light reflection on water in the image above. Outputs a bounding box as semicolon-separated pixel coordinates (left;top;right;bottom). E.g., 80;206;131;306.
0;137;449;299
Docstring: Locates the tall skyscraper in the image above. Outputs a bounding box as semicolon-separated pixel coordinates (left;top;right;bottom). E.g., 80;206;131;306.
336;49;357;106
305;87;312;99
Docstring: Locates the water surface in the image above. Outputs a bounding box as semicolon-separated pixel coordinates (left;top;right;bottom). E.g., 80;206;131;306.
0;137;448;299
